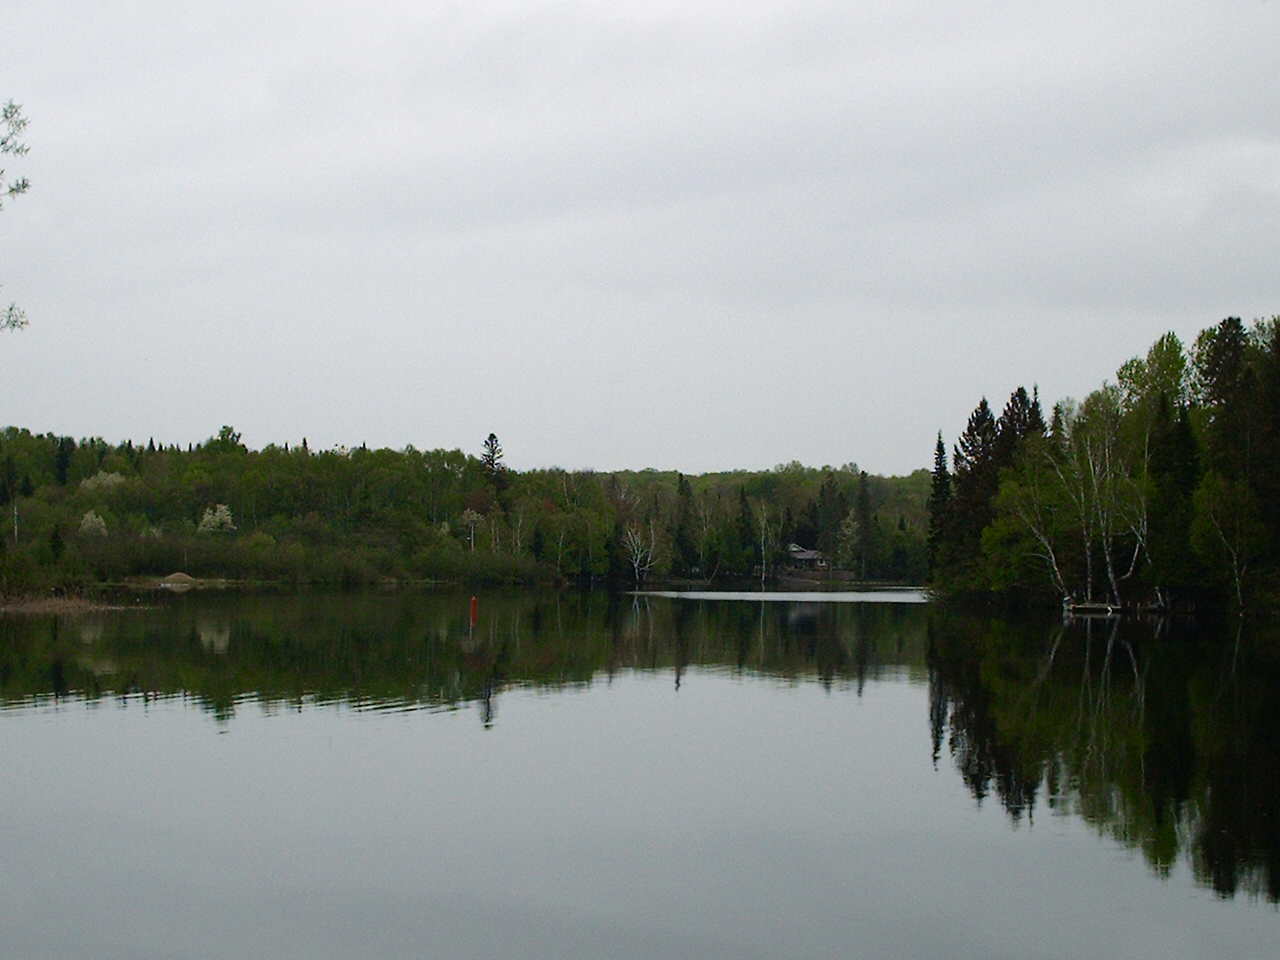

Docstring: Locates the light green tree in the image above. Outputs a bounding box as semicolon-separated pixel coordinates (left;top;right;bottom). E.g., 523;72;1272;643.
79;510;107;537
198;503;237;534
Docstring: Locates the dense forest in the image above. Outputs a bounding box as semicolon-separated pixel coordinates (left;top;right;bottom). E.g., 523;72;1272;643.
929;316;1280;610
0;426;929;593
5;313;1275;605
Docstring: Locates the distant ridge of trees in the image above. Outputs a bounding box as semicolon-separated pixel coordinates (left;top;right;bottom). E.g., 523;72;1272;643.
0;425;929;593
928;315;1280;611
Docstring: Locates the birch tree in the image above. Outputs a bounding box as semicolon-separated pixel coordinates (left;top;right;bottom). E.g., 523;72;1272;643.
623;519;659;585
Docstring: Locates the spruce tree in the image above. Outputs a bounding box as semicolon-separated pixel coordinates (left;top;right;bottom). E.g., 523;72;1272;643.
994;386;1041;469
815;472;846;560
947;397;999;590
927;432;951;573
0;454;14;505
481;433;508;492
53;436;73;486
1193;317;1252;477
854;470;873;579
736;487;756;573
1252;318;1280;544
1147;393;1201;599
672;473;697;576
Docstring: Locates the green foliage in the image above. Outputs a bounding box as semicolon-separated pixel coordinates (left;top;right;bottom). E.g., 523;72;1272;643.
0;424;930;592
931;315;1280;610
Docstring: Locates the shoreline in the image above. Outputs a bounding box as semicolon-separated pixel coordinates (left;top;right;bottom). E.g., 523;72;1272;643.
0;595;150;614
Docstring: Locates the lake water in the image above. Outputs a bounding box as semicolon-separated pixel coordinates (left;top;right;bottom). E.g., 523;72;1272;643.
1;590;1276;958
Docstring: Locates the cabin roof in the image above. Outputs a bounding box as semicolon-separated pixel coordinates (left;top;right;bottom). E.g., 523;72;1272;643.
787;544;824;561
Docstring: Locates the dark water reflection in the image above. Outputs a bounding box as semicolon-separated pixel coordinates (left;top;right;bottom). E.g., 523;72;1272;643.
1;591;1277;957
929;612;1280;904
1;591;929;720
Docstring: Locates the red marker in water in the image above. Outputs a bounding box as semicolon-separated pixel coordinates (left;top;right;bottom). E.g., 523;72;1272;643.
469;595;478;627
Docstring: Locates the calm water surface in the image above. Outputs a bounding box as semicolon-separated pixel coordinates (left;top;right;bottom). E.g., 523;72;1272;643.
1;590;1276;959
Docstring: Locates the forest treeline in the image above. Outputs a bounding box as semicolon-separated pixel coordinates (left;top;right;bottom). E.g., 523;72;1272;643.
0;426;929;592
928;315;1280;610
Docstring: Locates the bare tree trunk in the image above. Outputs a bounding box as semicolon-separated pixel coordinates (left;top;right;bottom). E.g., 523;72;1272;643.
624;519;659;584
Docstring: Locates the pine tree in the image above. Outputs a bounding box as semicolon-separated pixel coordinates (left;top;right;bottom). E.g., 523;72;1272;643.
53;437;74;486
605;520;628;585
945;397;1000;590
1146;393;1201;599
994;386;1041;469
815;472;846;560
672;473;697;576
1028;387;1047;436
736;487;756;573
1193;317;1253;477
927;432;952;573
0;454;14;505
1252;318;1280;543
481;432;509;493
854;470;873;579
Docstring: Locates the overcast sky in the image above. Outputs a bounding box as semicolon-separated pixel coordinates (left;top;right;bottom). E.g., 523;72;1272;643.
2;1;1277;475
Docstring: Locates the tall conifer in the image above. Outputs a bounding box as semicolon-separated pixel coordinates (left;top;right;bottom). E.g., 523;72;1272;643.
927;433;951;572
946;397;999;590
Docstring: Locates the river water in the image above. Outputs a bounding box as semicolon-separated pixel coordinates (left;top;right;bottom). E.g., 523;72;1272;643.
1;590;1275;958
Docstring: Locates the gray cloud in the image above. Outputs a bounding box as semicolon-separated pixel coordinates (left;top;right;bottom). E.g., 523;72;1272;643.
3;1;1277;473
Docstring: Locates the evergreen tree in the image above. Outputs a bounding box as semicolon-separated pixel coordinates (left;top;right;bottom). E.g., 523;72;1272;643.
0;454;14;505
481;433;508;492
672;473;698;576
53;437;74;486
1146;394;1201;600
1048;402;1068;449
815;472;846;560
1193;317;1254;478
945;397;999;590
736;487;756;573
605;520;628;585
994;386;1042;469
854;470;873;578
1248;318;1280;548
1029;387;1047;436
927;433;951;573
795;498;819;549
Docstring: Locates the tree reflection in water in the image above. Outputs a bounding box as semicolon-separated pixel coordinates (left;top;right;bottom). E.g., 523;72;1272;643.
1;590;1276;901
928;609;1280;902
